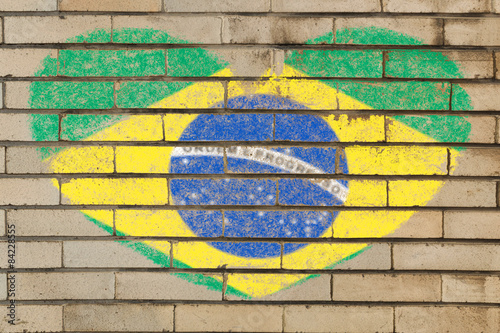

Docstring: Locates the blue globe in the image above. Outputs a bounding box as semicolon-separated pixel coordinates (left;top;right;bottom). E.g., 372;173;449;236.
170;95;348;258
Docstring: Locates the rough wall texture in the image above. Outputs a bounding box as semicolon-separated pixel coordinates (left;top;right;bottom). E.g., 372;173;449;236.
0;1;499;332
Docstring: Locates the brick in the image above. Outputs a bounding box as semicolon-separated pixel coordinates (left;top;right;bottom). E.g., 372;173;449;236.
0;147;5;173
17;272;114;300
8;209;110;236
285;305;393;333
0;242;61;268
383;0;491;13
451;148;500;176
62;116;161;141
0;114;42;141
0;305;63;332
61;178;168;205
7;146;114;174
333;274;441;302
389;180;497;207
445;19;500;46
116;272;223;300
0;49;57;77
174;241;281;269
444;211;500;239
396;306;500;333
283;243;391;270
63;241;167;268
60;0;162;11
171;178;277;206
272;0;380;12
442;275;500;303
393;243;500;270
4;16;111;43
0;0;57;11
387;115;496;143
333;211;442;238
279;179;386;207
453;83;500;110
176;304;282;332
225;274;331;301
167;0;270;12
198;48;272;77
6;81;115;109
0;178;59;205
386;51;493;79
64;304;173;332
222;16;333;44
345;146;448;175
389;211;443;238
336;18;443;45
113;16;221;44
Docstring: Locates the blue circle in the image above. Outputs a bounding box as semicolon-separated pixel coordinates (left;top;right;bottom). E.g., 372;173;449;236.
170;95;348;258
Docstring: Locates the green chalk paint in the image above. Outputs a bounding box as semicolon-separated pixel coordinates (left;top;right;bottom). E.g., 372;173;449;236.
58;50;166;77
60;115;124;141
285;50;383;78
29;81;114;109
168;48;228;77
336;27;424;45
386;50;463;79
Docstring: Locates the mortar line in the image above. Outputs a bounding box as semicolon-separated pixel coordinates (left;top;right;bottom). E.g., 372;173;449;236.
439;273;444;303
172;304;176;332
392;306;396;333
330;273;334;301
379;0;384;12
440;18;446;47
281;305;285;333
222;272;228;301
3;299;500;306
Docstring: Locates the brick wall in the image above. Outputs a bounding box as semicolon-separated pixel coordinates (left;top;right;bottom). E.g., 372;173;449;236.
0;1;500;332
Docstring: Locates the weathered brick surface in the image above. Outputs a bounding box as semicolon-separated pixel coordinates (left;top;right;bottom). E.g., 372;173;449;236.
444;211;500;239
386;51;494;79
225;274;332;301
64;304;174;332
395;306;500;333
63;241;167;267
0;179;59;205
0;241;61;268
176;305;283;332
336;18;443;45
333;274;441;302
284;305;393;333
0;114;39;141
389;180;497;207
0;306;63;333
445;19;500;46
222;17;333;44
59;0;162;12
451;148;500;176
383;0;491;13
0;49;57;77
116;272;223;300
4;16;111;43
0;3;498;333
272;0;380;12
0;0;57;11
393;243;500;270
113;16;222;44
17;272;115;300
7;209;110;236
167;0;271;12
453;83;500;110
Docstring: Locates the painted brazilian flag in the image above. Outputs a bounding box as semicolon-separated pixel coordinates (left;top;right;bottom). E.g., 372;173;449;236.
29;27;472;298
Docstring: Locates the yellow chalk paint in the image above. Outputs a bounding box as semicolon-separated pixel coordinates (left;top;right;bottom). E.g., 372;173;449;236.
61;178;168;205
345;146;448;175
48;147;114;173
